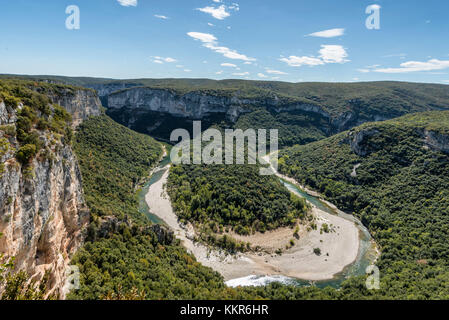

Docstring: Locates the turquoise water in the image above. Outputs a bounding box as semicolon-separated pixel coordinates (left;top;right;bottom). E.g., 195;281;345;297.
278;178;378;288
137;155;170;224
140;153;378;289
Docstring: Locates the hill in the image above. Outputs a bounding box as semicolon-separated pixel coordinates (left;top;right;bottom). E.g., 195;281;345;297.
278;111;449;298
2;75;449;147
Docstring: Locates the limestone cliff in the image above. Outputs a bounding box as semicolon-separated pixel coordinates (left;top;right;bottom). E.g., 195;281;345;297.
46;88;102;128
104;86;397;135
0;86;101;298
424;130;449;154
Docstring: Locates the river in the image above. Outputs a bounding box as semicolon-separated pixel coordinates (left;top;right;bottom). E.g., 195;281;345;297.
139;153;379;289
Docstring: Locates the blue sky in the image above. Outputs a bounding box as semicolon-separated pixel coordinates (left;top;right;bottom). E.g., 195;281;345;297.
0;0;448;83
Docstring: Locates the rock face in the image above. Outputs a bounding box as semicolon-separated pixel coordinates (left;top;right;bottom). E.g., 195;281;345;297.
104;87;400;135
107;87;256;122
349;129;380;157
0;101;19;125
46;88;102;127
423;130;449;154
0;88;100;298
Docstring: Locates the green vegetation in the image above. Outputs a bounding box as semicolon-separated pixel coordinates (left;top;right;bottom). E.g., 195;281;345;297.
73;115;162;225
279;111;449;298
9;75;449;148
69;115;253;299
68;228;240;300
167;163;308;237
0;236;52;300
7;75;449;117
0;79;76;169
166;156;310;254
235;109;328;146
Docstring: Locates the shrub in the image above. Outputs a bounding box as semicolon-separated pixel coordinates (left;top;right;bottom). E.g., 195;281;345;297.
15;144;37;165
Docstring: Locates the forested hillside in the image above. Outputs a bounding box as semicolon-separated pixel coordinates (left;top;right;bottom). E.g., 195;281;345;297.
278;111;449;298
167;162;309;251
4;75;449;148
69;115;251;299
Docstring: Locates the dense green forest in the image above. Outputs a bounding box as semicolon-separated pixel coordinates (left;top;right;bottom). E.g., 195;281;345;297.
167;162;309;251
68;115;249;299
73;115;162;225
66;114;381;300
278;111;449;298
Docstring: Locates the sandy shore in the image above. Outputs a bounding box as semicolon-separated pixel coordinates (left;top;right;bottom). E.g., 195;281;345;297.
145;159;360;282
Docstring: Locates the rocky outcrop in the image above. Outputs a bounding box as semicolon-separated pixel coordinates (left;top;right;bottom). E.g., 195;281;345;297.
105;87;399;134
108;87;257;122
0;101;19;125
0;87;100;298
149;224;174;245
348;129;380;156
0;135;89;298
86;83;140;100
423;130;449;154
46;89;102;127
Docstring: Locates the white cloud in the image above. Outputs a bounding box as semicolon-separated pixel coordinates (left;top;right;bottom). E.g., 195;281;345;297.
280;45;349;67
229;3;240;11
208;23;215;27
357;64;381;73
442;80;449;84
257;73;267;78
187;32;256;62
373;59;449;73
154;15;168;20
187;32;217;43
197;3;240;20
243;62;252;65
271;77;280;80
280;56;324;67
117;0;137;7
232;72;249;76
265;69;288;75
216;70;223;75
151;56;177;64
319;45;349;63
197;5;230;20
308;28;345;38
204;43;255;61
184;69;192;72
221;63;237;67
382;53;407;58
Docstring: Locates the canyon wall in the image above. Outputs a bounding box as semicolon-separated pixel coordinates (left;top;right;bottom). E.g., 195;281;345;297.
0;88;101;298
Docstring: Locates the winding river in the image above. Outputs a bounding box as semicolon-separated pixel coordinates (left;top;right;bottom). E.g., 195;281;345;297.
138;153;379;289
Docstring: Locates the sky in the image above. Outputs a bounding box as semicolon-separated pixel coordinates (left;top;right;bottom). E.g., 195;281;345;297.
0;0;449;84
